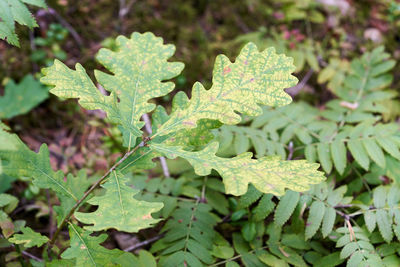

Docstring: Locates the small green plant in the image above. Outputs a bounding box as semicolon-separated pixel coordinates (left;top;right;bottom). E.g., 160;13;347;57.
0;74;48;119
0;32;324;266
31;23;68;66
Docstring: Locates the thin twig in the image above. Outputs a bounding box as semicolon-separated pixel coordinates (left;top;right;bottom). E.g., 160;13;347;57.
22;250;43;262
287;141;294;160
46;189;54;240
209;246;269;266
286;69;314;96
124;235;162;252
118;0;137;34
29;30;39;73
119;0;137;19
141;113;170;177
141;113;153;134
47;142;144;250
159;157;170;177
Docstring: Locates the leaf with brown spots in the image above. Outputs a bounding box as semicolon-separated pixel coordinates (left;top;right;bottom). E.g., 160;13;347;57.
41;32;184;149
61;224;131;266
75;171;163;232
8;226;49;248
155;43;297;137
150;142;324;196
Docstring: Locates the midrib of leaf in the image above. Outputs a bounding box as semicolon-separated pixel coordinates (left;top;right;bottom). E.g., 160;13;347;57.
69;223;97;267
152;143;299;179
113;171;126;222
153;49;281;137
127;61;145;151
183;198;200;254
28;159;78;201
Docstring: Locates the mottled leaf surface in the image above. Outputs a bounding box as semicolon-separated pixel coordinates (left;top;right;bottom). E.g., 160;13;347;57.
151;142;324;196
61;224;127;267
155;43;297;136
75;171;163;232
41;32;184;148
8;226;49;248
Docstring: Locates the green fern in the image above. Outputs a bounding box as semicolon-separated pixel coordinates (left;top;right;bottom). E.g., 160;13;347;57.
361;185;400;243
232;179;400;266
153;202;218;266
336;226;383;267
60;224;137;266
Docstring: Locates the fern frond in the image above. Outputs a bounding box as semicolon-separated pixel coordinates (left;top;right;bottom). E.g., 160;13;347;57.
336;226;383;266
153;202;218;266
361;185;400;243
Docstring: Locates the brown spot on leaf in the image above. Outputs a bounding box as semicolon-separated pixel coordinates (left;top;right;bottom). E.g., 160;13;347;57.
223;66;231;75
182;121;195;126
142;214;152;220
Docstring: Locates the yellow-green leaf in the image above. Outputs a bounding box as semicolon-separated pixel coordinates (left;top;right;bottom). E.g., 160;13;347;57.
8;226;49;248
41;32;184;148
75;171;163;232
155;43;298;137
151;142;324;196
61;224;129;267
